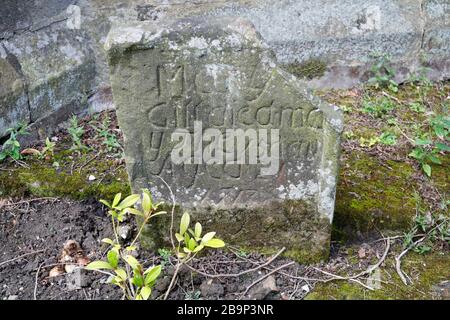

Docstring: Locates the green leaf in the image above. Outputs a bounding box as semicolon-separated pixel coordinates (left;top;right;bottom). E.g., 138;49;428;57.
142;190;152;214
126;246;137;251
125;207;143;216
125;255;140;270
140;286;151;300
194;222;202;239
427;154;442;165
112;193;122;208
175;233;184;242
183;247;192;253
193;244;204;253
102;238;114;245
117;194;140;210
188;238;197;251
144;265;162;285
115;268;127;281
180;212;190;236
204;238;225;248
132;272;144;288
184;233;190;246
422;163;432;177
107;250;119;269
150;211;166;218
108;209;118;218
435;143;450;152
201;232;216;244
415;138;432;146
409;148;425;160
99;199;111;208
85;260;114;270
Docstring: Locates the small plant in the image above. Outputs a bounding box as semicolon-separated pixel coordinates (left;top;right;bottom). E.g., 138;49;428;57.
362;96;396;118
430;114;450;141
403;195;449;256
359;136;379;148
343;130;355;140
40;138;56;159
379;131;397;146
409;139;441;177
158;248;172;267
92;114;121;153
175;212;225;259
185;290;202;300
368;53;398;93
162;212;225;299
86;190;166;300
408;115;449;177
408;102;426;114
0;122;29;162
386;117;398;126
86;190;225;300
340;105;353;113
22;137;56;160
68;115;88;152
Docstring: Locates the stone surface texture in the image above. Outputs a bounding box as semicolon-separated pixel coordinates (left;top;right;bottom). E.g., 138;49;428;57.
106;17;343;262
1;0;449;139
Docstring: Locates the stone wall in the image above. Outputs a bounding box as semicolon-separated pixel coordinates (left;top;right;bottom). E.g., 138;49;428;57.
1;0;449;139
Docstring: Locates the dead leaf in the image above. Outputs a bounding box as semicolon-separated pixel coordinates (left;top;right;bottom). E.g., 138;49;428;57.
49;266;65;278
358;247;366;258
20;148;41;156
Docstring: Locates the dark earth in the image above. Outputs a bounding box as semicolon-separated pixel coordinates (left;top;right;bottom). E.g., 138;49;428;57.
1;197;447;300
0;197;377;300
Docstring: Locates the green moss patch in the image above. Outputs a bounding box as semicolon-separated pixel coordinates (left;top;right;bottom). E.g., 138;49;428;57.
282;59;327;80
306;251;450;300
0;157;130;200
333;152;419;241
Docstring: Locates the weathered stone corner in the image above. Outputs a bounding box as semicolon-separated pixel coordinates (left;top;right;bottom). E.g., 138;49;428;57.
106;17;343;263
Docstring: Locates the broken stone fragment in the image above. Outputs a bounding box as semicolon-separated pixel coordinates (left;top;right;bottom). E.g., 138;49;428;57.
247;276;279;300
66;267;91;291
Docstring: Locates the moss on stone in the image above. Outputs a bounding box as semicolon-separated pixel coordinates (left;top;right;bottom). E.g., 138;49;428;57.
333;152;418;241
139;199;331;263
0;157;130;200
282;59;327;80
305;251;450;300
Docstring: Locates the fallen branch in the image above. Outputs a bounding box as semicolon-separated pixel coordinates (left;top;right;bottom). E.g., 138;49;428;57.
0;249;46;268
34;261;45;300
313;237;391;290
156;176;176;251
395;219;449;285
0;198;58;208
185;247;286;279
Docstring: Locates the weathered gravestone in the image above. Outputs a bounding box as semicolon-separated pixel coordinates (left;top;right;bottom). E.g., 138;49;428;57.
105;17;343;262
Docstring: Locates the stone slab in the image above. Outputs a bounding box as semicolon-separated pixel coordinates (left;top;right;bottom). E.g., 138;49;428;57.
106;17;343;261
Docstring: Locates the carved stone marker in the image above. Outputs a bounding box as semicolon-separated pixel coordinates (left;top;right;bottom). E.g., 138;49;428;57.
106;17;343;262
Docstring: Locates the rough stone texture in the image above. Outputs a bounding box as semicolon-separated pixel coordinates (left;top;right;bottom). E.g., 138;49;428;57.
0;0;95;139
0;56;28;136
246;275;278;300
106;17;343;262
1;0;449;139
84;0;450;89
